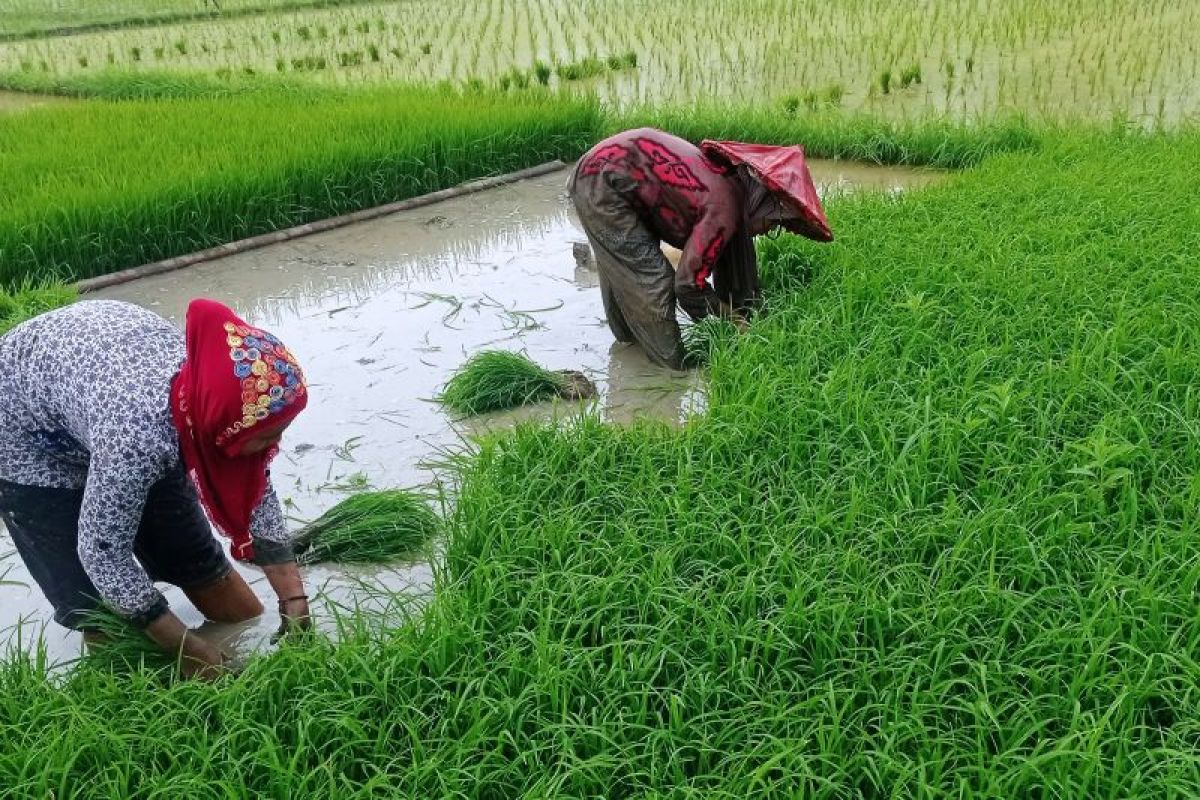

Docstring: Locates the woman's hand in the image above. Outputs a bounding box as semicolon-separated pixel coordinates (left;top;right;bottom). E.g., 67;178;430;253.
262;561;314;643
144;610;229;680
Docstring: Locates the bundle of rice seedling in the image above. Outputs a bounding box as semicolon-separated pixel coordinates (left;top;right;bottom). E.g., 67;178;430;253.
682;316;740;367
293;489;442;566
77;609;175;675
438;350;595;415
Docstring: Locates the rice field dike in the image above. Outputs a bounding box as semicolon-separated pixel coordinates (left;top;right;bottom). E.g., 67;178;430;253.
3;122;1200;795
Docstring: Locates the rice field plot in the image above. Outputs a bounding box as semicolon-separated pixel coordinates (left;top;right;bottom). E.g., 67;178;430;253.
0;80;601;286
0;0;360;38
4;126;1200;797
2;0;1198;124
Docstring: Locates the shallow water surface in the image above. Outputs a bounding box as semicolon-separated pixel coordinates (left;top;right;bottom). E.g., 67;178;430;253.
0;160;940;666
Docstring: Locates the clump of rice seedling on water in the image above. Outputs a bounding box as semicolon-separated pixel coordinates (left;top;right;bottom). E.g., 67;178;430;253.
292;489;442;565
682;316;740;366
438;351;595;415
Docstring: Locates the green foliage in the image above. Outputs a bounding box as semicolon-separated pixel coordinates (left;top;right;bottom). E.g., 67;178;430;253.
293;489;442;565
3;121;1200;797
681;316;739;367
0;74;602;286
555;56;606;81
438;350;568;415
622;104;1041;168
0;281;75;335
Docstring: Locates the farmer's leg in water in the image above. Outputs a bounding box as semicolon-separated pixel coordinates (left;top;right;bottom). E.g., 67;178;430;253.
572;170;686;369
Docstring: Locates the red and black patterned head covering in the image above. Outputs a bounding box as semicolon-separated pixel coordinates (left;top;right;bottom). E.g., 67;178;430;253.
700;140;834;242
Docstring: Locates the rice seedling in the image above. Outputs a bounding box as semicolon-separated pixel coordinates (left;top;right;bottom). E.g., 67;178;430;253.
681;315;739;367
3;0;1195;123
0;281;75;335
4;129;1200;795
291;488;442;565
73;609;175;675
0;75;601;285
438;350;593;415
899;63;922;88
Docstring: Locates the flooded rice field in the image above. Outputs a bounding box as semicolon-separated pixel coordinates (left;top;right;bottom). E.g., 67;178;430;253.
0;159;940;667
4;0;1197;124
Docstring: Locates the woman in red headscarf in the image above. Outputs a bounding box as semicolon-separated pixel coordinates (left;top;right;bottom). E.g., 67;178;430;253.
0;298;312;678
568;127;834;369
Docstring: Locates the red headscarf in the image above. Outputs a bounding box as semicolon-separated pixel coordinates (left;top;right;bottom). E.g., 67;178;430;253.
170;299;308;562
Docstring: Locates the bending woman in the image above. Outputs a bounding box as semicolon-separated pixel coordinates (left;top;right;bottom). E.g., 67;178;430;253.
569;127;833;369
0;298;311;678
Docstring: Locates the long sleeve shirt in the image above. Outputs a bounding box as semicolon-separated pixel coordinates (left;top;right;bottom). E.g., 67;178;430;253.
575;127;755;319
0;300;291;621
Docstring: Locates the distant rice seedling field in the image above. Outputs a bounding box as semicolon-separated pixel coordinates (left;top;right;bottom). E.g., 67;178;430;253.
0;0;361;38
2;0;1197;124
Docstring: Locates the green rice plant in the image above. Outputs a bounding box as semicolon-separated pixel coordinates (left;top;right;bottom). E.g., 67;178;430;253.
0;73;602;286
74;609;174;676
682;315;741;367
336;50;363;68
292;54;327;70
822;82;845;106
555;56;606;81
4;112;1200;800
532;59;551;85
0;281;75;335
879;67;893;94
605;51;638;72
622;104;1040;168
367;43;379;62
292;489;442;565
438;350;571;415
899;63;922;88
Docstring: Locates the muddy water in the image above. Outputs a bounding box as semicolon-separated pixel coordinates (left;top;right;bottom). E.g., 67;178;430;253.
0;89;67;113
0;160;940;667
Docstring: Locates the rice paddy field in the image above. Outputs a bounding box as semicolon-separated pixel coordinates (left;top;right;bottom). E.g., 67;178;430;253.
3;0;1200;795
3;0;1199;124
0;0;365;38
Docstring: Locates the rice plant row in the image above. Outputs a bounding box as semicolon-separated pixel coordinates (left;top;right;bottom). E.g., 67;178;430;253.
0;77;602;286
2;0;1197;124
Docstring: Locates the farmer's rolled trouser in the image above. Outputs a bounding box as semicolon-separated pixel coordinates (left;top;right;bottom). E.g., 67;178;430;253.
570;171;687;370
